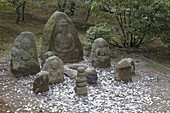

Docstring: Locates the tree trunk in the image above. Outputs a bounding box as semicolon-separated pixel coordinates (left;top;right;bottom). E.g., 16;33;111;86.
22;1;26;21
83;6;91;28
16;5;20;24
69;1;76;16
62;0;67;12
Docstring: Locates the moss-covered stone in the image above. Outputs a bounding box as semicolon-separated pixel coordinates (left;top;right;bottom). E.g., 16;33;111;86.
10;32;40;77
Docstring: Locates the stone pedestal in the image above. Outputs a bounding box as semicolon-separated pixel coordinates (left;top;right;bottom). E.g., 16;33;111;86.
74;87;87;95
74;67;87;95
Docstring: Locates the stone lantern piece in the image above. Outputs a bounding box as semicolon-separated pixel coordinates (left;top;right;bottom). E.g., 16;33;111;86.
74;67;87;95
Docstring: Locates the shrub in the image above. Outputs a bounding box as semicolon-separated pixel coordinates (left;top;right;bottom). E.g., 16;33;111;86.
91;0;170;47
85;23;112;49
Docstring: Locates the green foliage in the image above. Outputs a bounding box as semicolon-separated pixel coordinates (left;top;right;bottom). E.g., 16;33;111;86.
132;0;170;45
91;0;170;47
85;23;112;49
0;0;13;10
53;0;83;16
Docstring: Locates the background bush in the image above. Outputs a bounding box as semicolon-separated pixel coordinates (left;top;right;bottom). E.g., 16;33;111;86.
84;23;112;50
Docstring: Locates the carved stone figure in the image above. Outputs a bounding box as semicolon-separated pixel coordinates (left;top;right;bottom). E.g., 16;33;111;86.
91;38;110;68
74;67;87;95
42;56;64;84
10;32;40;77
41;11;83;63
33;71;49;94
115;58;135;82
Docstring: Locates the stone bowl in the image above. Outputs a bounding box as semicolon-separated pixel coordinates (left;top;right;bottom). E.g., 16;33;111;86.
86;74;98;84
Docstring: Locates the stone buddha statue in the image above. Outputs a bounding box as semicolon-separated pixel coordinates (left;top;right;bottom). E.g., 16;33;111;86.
41;11;83;64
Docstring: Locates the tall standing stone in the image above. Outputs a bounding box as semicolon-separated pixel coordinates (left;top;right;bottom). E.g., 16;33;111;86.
41;11;83;63
115;58;135;82
42;56;64;84
91;38;110;68
74;67;87;95
10;32;40;77
33;71;49;94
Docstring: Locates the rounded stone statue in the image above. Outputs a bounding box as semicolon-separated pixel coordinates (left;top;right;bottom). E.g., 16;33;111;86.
115;58;135;82
42;56;64;84
10;32;40;77
74;67;87;95
91;38;110;68
41;11;83;63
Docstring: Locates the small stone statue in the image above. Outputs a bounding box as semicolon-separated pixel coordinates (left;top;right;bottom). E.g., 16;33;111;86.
33;71;49;94
74;67;87;95
91;38;110;68
115;58;135;82
42;56;64;84
85;68;98;84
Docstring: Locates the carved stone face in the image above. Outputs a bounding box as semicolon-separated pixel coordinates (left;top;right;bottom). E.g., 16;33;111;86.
91;38;110;68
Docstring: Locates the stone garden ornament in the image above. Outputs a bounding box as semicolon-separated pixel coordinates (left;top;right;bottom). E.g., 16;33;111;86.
91;38;110;68
10;32;40;77
115;58;135;82
41;11;83;63
42;56;64;84
74;67;87;95
85;67;98;84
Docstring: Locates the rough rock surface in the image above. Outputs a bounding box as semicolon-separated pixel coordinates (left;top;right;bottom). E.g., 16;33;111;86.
33;71;49;94
91;38;110;68
42;56;64;84
115;58;135;82
10;32;40;77
41;11;83;63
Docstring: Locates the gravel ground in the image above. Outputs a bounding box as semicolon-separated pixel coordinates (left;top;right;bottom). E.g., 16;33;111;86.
0;55;170;113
